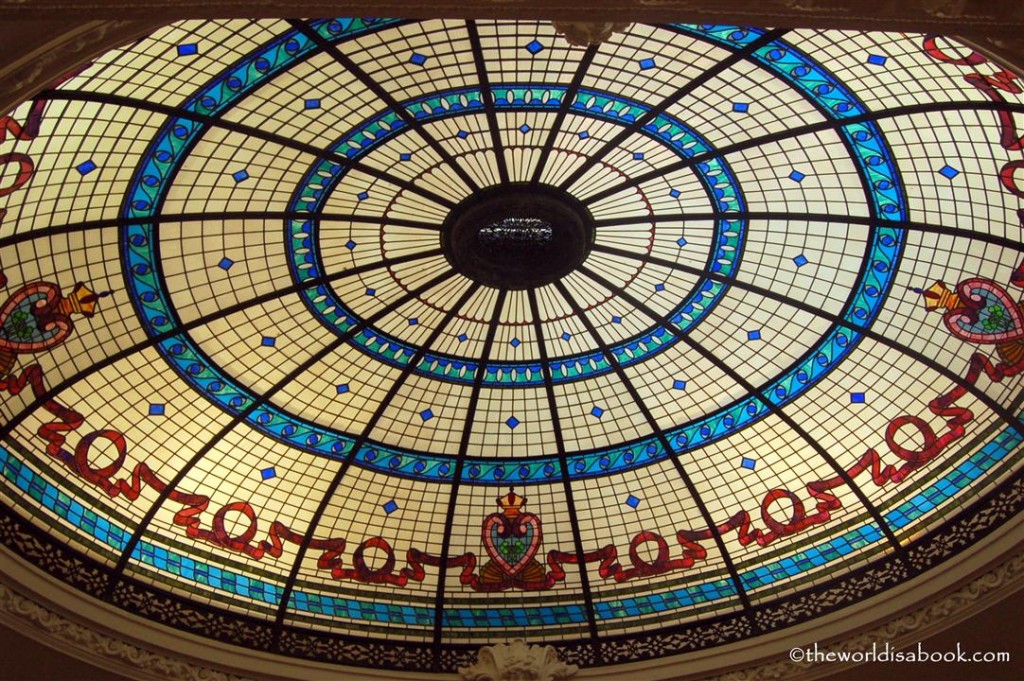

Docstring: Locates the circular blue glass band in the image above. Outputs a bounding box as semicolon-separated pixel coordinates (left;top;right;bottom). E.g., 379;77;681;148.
286;83;746;387
122;22;905;483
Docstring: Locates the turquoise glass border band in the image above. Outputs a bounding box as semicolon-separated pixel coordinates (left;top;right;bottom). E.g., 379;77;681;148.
285;83;745;388
2;406;1019;625
120;21;904;483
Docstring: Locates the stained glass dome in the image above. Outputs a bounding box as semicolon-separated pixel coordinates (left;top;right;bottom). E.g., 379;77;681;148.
1;17;1023;675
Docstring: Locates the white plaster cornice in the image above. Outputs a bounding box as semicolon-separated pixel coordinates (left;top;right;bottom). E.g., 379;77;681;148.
0;581;252;681
0;19;158;116
0;1;1021;34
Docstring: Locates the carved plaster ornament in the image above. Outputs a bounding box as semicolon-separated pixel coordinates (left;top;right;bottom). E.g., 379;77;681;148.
551;21;631;46
458;639;579;681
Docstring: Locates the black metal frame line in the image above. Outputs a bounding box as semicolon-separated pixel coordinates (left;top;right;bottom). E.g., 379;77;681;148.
527;287;603;651
579;99;1024;207
272;276;479;647
555;29;788;193
466;20;510;186
552;278;758;630
428;287;507;669
38;88;458;210
288;19;482;194
0;211;437;251
108;268;462;592
0;248;444;445
591;211;1024;253
575;264;909;562
529;44;599;186
591;242;1024;441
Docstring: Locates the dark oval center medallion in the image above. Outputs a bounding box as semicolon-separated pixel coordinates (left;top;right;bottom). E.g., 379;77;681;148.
441;185;596;290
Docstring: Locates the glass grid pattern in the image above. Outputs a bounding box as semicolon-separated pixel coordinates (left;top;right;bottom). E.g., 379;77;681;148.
1;18;1023;660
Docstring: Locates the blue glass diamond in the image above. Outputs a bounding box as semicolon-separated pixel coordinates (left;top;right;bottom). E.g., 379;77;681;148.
939;164;960;179
747;329;762;341
336;384;349;394
578;131;590;140
345;240;356;250
420;408;434;422
456;130;469;139
561;332;571;341
789;170;805;182
260;466;276;480
176;43;198;57
457;333;468;342
625;494;641;509
850;392;866;403
526;39;544;55
304;98;321;110
676;237;688;247
591;406;605;418
399;152;412;161
867;54;887;66
365;288;376;296
76;160;97;176
654;283;665;292
732;102;750;113
669;188;681;198
409;53;427;66
383;500;399;514
510;338;521;348
408;318;418;326
611;315;622;324
793;254;809;267
673;380;687;390
638;57;656;70
506;416;520;429
232;169;249;183
261;336;276;347
633;152;645;160
519;124;531;133
357;191;369;201
741;457;756;470
217;257;234;271
148;403;165;416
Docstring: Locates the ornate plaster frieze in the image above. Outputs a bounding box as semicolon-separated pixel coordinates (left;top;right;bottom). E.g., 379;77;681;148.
0;580;254;681
0;19;158;117
0;1;1020;34
714;549;1024;681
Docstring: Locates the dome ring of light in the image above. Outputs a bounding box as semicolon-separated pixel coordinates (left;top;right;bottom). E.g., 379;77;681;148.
1;16;1024;677
120;21;904;485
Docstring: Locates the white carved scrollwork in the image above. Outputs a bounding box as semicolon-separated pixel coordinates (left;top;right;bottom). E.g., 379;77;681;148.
552;21;631;46
458;639;579;681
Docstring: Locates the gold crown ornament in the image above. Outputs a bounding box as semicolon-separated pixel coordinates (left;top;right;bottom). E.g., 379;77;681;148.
496;487;526;518
919;281;961;312
57;282;109;318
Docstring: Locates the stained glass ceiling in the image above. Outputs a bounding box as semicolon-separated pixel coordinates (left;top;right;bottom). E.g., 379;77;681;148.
1;17;1024;673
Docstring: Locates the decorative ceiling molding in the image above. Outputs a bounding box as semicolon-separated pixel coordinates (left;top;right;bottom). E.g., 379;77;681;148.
0;580;254;681
0;1;1021;33
0;19;159;118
